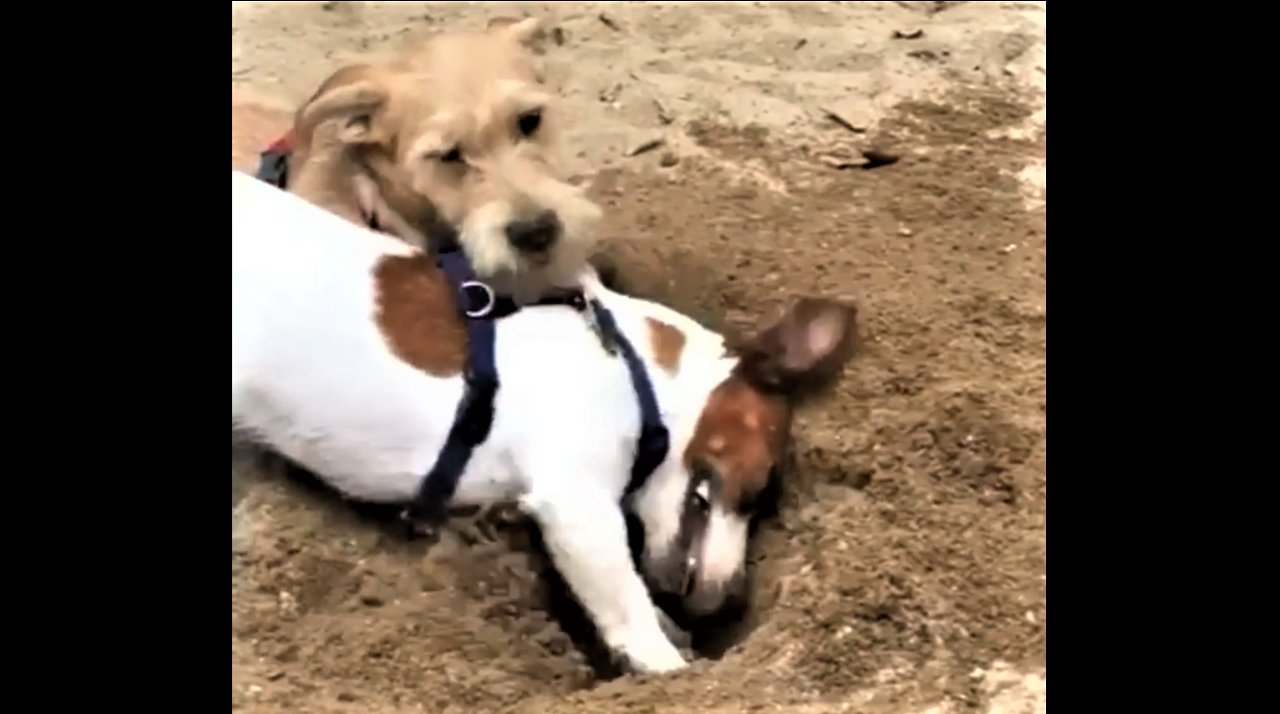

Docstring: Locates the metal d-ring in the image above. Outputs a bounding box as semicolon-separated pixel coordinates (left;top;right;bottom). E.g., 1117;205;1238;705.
460;280;496;318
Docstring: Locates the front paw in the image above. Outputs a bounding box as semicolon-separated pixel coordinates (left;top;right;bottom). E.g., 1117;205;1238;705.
610;632;688;675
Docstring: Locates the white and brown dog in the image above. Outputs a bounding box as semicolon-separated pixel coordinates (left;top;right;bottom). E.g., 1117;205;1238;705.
231;170;858;673
231;16;601;304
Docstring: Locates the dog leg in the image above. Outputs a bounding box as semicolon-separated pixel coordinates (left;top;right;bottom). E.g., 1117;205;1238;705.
519;487;687;674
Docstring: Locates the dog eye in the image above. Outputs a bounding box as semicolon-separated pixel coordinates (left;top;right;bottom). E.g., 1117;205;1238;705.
688;489;710;514
440;146;463;164
517;110;542;137
689;479;712;514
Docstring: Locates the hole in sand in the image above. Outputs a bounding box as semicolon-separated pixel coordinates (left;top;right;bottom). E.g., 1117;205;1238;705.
256;454;775;684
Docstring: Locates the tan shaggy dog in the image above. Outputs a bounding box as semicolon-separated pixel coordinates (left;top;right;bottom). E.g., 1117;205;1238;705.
230;16;604;304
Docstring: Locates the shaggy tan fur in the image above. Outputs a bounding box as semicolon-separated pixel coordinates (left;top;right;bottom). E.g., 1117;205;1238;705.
231;17;602;303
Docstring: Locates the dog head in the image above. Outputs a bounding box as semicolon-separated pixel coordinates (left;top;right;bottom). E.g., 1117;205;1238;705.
290;17;602;302
631;298;858;619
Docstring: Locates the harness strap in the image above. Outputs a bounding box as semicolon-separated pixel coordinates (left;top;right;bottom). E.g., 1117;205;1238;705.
489;289;587;320
255;135;292;189
400;246;594;527
401;249;670;532
400;248;501;525
588;299;671;497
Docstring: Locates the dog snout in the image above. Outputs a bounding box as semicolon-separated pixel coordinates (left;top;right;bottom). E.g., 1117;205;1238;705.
505;210;561;253
645;551;687;596
684;566;748;617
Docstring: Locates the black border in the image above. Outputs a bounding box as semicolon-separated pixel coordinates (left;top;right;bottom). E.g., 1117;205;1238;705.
50;2;1209;710
1042;4;1213;711
41;0;221;706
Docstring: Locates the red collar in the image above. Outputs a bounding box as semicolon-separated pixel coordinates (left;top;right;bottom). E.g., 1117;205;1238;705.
265;133;293;155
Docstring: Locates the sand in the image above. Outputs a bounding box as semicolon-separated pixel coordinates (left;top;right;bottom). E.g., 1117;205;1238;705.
231;2;1047;712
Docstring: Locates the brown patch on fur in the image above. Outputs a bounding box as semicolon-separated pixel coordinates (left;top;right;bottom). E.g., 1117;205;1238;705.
646;318;686;375
684;376;790;512
372;254;467;377
681;296;857;513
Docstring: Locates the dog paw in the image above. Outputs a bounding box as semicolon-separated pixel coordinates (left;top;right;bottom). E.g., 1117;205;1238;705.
613;648;688;676
609;632;688;675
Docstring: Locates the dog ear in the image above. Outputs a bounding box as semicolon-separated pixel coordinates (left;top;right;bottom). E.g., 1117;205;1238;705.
486;16;542;46
293;64;390;147
736;297;858;396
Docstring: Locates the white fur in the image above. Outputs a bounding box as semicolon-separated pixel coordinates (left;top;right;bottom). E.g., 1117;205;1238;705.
231;170;748;673
689;504;750;614
454;150;603;303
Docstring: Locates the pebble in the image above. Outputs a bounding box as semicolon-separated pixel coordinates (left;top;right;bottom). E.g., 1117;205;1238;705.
627;137;665;157
277;591;298;617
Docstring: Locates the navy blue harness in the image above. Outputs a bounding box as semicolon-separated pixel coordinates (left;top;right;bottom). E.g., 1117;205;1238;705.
251;140;670;531
400;239;672;529
255;135;291;189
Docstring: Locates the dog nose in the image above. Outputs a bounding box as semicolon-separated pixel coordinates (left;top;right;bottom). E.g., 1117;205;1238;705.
505;210;561;253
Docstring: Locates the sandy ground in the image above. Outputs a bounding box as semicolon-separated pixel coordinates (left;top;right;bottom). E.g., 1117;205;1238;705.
231;2;1047;713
